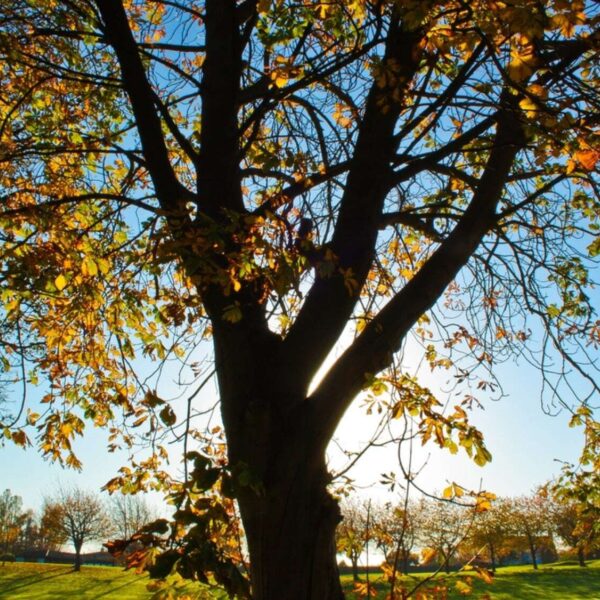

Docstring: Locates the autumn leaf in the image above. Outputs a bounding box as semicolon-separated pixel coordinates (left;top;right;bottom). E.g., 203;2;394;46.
159;405;176;427
223;303;243;323
574;150;599;172
55;274;68;291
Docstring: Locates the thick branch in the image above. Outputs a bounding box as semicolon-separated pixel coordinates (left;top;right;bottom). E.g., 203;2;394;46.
196;0;245;214
94;0;188;215
310;92;528;444
282;21;426;387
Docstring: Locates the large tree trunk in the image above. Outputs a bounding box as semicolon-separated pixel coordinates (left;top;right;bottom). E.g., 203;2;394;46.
217;354;344;599
236;461;344;600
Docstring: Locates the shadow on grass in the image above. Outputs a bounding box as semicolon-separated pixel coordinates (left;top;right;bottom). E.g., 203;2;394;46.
0;566;73;597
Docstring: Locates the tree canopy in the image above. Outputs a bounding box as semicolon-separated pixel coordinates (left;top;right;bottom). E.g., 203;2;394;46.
0;1;598;598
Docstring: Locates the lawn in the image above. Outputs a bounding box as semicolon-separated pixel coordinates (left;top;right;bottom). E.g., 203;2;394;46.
0;562;152;600
0;560;598;599
342;560;600;599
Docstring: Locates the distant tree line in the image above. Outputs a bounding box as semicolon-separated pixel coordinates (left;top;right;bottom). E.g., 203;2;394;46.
0;487;155;570
336;485;600;584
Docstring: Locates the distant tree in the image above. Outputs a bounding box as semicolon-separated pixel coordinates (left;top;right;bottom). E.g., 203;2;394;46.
38;503;68;554
467;499;510;572
336;498;370;581
108;493;155;541
508;493;552;570
418;499;468;574
547;483;599;568
43;488;112;571
0;489;25;557
373;501;419;576
549;455;600;567
13;509;37;554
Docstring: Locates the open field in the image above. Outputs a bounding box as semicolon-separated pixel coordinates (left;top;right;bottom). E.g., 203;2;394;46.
343;560;600;599
0;563;152;600
0;559;598;599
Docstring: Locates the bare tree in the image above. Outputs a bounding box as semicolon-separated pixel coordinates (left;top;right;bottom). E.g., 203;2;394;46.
43;488;112;571
109;493;155;540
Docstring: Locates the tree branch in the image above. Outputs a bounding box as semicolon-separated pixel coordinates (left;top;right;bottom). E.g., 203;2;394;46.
94;0;189;217
310;91;528;444
283;20;427;386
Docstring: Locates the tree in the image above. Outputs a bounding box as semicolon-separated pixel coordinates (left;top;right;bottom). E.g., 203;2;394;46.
508;493;553;570
0;489;26;557
548;478;600;567
549;443;600;566
108;493;155;541
38;503;68;555
42;488;112;571
0;1;598;598
373;501;419;576
336;498;370;581
417;499;468;573
467;499;510;572
0;489;25;558
550;496;597;567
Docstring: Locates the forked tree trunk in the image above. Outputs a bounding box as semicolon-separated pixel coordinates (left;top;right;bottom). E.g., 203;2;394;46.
218;362;345;600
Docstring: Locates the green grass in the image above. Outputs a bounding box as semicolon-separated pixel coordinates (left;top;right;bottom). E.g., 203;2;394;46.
0;562;151;599
342;560;600;599
1;559;599;599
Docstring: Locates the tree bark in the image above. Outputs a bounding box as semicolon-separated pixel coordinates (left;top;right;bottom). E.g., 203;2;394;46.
216;354;345;600
402;550;410;576
236;461;344;600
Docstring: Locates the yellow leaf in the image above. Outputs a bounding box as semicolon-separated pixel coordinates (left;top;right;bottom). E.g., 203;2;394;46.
223;303;243;323
474;565;494;584
519;96;538;114
507;49;537;82
60;422;73;437
82;256;98;277
421;547;437;564
271;71;288;88
55;274;67;291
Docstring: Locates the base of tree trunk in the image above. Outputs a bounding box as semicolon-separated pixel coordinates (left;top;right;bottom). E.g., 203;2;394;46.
238;466;345;600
